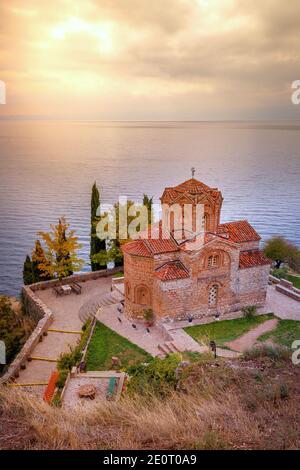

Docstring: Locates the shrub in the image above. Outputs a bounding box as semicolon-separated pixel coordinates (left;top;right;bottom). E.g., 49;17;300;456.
55;369;69;389
143;308;154;323
244;344;290;361
126;354;181;397
272;266;288;280
242;305;257;319
279;383;289;400
57;346;81;371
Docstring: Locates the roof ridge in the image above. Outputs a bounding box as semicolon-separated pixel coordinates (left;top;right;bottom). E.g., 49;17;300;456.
155;259;188;272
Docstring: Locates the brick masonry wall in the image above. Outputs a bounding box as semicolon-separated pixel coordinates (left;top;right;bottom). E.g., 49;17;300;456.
123;240;270;322
239;240;260;251
124;253;154;319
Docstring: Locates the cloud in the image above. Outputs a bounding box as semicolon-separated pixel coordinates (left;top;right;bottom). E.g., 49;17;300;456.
0;0;299;119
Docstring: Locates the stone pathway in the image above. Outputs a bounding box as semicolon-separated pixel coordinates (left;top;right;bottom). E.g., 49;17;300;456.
225;318;278;353
14;277;112;392
96;305;164;356
96;305;241;358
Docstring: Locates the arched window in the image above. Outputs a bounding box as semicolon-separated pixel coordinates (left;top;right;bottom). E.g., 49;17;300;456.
207;254;219;268
208;284;218;306
136;285;150;305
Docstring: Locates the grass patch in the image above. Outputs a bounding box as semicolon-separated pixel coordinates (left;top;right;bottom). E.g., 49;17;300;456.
112;271;124;278
184;314;274;348
258;319;300;349
86;322;152;370
286;274;300;289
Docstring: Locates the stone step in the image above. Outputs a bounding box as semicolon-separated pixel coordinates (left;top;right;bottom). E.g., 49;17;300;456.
158;343;169;355
164;341;178;353
78;291;125;323
170;341;181;352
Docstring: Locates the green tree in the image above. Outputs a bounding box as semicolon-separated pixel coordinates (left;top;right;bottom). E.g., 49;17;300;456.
56;220;73;277
32;239;52;282
264;236;300;271
38;217;84;280
286;245;300;273
90;182;106;271
264;236;290;269
23;255;34;285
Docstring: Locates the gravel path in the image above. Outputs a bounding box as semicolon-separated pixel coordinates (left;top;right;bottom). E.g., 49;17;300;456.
225;318;278;352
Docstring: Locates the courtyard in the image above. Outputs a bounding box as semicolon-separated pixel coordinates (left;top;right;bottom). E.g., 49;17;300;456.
11;275;300;400
14;276;112;391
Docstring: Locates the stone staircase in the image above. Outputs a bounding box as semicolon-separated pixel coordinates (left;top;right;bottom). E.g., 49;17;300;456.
158;340;181;355
78;290;124;323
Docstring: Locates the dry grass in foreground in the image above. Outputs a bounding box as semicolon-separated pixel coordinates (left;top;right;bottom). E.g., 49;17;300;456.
0;354;299;450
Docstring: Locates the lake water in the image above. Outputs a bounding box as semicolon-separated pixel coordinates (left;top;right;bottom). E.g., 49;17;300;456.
0;120;299;297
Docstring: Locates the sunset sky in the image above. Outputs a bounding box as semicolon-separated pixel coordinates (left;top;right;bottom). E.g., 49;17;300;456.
0;0;299;120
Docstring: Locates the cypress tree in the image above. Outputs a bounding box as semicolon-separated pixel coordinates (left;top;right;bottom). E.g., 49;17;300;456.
32;239;52;282
23;255;34;285
56;219;73;277
90;182;106;271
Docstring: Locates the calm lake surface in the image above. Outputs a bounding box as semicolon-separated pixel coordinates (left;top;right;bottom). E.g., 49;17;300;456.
0;120;299;297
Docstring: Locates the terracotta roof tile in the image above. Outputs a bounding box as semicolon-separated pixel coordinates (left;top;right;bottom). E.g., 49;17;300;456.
121;234;179;257
161;178;222;204
145;238;179;254
218;220;261;243
121;240;152;257
174;178;211;192
155;261;190;281
239;250;271;269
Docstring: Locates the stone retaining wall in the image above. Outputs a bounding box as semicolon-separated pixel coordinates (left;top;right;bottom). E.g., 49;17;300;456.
29;267;123;293
0;267;123;384
0;286;54;384
269;275;300;302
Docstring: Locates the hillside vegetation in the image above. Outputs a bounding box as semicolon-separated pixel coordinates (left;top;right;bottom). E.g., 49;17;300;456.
0;296;35;374
0;349;299;450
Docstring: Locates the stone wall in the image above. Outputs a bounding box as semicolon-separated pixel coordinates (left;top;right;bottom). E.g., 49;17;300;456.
124;253;154;319
29;267;123;293
238;264;270;308
0;267;123;384
0;286;54;384
274;278;300;302
239;240;260;251
123;242;270;322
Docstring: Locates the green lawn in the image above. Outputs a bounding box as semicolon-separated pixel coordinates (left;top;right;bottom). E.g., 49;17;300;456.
184;314;274;348
286;274;300;289
86;322;152;370
258;319;300;349
112;271;124;278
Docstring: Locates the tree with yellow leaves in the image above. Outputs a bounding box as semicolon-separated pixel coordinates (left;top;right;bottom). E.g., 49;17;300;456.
37;217;84;280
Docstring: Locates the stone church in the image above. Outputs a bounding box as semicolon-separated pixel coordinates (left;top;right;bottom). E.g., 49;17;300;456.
122;177;271;323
